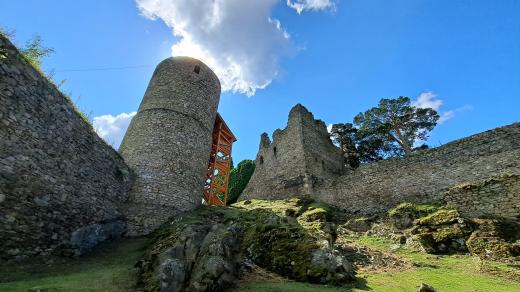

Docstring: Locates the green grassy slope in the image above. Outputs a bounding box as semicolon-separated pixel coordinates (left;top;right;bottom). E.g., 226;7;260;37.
238;235;519;292
1;199;518;292
0;238;147;292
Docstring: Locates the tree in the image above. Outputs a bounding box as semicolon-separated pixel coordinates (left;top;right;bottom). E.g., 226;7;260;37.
329;123;361;168
227;160;255;204
330;123;389;168
354;96;439;156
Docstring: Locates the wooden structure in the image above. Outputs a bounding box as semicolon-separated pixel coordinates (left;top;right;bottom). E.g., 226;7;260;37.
203;113;236;206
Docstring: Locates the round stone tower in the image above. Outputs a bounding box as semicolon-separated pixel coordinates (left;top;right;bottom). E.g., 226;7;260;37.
120;56;220;236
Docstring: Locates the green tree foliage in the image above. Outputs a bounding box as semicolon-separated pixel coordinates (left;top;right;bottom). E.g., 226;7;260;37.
0;27;54;72
354;96;439;156
227;160;255;204
329;123;361;168
330;96;439;167
20;35;55;71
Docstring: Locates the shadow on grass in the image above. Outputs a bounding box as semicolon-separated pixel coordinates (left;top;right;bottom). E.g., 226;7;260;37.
0;237;147;284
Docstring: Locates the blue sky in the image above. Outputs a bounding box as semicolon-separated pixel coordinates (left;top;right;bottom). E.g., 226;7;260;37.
1;0;519;163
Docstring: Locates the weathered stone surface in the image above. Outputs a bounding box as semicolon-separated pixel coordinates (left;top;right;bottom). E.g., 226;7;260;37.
120;56;221;236
143;224;242;292
388;203;438;230
408;209;475;254
317;122;520;217
444;174;520;219
0;35;133;260
466;218;520;259
344;217;373;232
243;104;520;219
137;199;357;291
68;220;127;255
242;104;343;201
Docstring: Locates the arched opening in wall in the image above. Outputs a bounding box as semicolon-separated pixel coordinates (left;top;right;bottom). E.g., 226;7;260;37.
321;160;325;170
259;155;264;164
193;65;201;74
273;147;277;157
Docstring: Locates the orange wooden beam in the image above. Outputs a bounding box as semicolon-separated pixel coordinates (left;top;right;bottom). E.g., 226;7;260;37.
202;113;236;206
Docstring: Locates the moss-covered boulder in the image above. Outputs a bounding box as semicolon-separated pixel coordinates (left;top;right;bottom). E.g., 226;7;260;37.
385;201;520;260
136;199;356;291
135;210;243;292
344;217;374;232
410;209;475;254
388;203;438;229
299;202;331;222
415;209;460;226
466;218;520;260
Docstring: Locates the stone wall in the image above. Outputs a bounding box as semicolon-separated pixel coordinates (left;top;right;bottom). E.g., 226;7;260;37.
0;35;134;260
444;174;520;219
242;104;343;200
315;122;520;216
120;57;220;236
243;103;520;220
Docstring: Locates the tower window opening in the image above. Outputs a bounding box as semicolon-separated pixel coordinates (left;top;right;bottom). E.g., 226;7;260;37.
259;155;264;164
273;146;277;157
193;65;201;74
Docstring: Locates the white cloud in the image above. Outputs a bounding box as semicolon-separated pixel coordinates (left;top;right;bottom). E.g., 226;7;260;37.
136;0;331;96
93;112;136;148
412;91;443;111
287;0;336;14
413;91;451;124
438;110;455;124
413;91;472;125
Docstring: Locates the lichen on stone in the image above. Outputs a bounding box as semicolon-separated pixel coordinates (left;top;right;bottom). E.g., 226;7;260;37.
136;199;357;291
415;209;460;226
388;202;439;229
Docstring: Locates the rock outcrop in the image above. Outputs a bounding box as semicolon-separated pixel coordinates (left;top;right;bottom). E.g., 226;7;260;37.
136;199;357;291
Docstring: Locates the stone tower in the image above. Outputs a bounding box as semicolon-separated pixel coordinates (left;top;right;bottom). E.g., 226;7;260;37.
241;104;343;201
120;57;220;236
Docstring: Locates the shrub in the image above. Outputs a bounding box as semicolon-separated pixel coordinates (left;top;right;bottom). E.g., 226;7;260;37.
227;160;255;204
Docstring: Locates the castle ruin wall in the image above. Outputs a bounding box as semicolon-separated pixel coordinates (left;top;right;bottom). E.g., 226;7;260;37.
242;104;343;200
244;103;520;220
315;122;520;217
0;35;134;260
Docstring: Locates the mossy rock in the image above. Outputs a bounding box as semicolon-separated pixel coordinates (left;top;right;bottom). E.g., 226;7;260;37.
413;226;468;254
344;217;373;232
416;209;460;226
137;199;357;291
466;219;520;259
388;203;439;229
467;234;513;259
409;207;475;254
300;203;331;222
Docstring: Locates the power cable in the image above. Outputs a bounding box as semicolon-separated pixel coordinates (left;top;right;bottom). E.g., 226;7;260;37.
55;65;154;72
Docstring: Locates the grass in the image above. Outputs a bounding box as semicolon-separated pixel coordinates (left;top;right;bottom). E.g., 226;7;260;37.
1;200;518;292
235;282;350;291
0;238;147;292
237;234;520;292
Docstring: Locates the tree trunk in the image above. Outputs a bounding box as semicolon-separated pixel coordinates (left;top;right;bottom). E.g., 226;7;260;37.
393;127;413;155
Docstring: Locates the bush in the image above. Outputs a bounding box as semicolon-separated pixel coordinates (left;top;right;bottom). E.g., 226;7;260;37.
227;160;255;204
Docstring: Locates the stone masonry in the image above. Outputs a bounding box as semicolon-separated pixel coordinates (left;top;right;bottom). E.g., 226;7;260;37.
119;57;221;236
444;173;520;219
242;104;343;200
243;104;520;219
0;35;134;260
